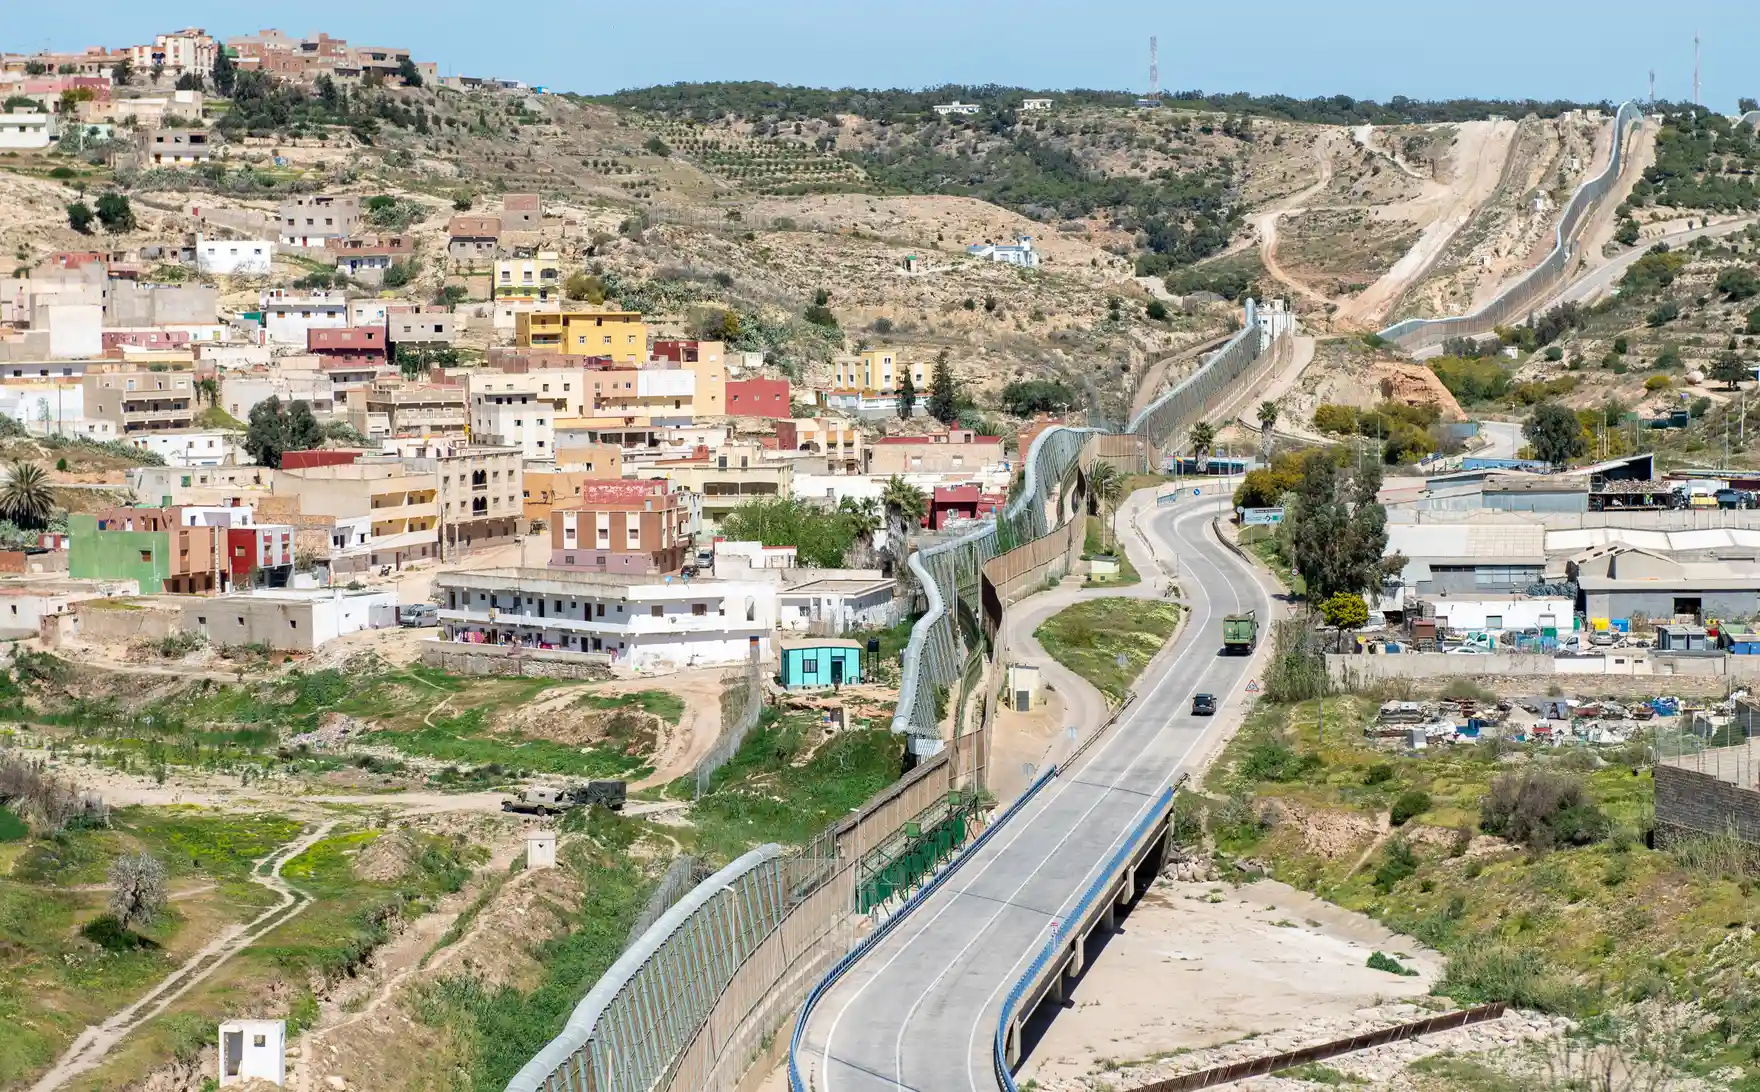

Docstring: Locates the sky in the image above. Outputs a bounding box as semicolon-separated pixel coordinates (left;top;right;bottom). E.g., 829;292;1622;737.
10;1;1758;111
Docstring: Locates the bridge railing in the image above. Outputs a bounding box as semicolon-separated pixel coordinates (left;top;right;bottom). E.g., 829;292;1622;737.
1378;102;1643;353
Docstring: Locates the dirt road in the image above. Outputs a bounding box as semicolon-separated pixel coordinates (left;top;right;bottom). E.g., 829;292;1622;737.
30;820;340;1092
1335;120;1519;329
1248;132;1341;309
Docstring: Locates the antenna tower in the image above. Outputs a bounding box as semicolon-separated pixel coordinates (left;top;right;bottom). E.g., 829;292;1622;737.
1149;36;1159;99
1694;32;1701;106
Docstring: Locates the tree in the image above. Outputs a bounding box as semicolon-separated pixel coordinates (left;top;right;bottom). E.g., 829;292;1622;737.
896;370;917;419
1319;591;1369;651
397;57;423;87
722;495;855;567
564;272;606;303
94;191;135;234
1712;351;1750;390
149;62;165;86
174;72;203;92
111;58;133;86
1000;379;1075;417
1284;451;1389;604
1087;460;1124;552
838;496;882;564
245;397;322;468
451;192;473;212
1742;98;1760;114
927;355;960;424
288;400;323;451
1256;400;1279;455
1717;267;1760;301
194;377;219;408
66;201;94;234
108;852;167;931
1748;306;1760;336
211;48;236;97
1189;420;1215;469
0;461;55;529
1145;299;1169;322
880;476;927;570
1523;401;1587;470
1614;217;1640;246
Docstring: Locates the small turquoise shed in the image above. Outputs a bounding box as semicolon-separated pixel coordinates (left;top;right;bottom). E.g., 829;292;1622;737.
778;637;863;689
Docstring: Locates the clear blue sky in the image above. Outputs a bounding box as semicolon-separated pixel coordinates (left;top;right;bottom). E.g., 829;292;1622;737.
11;1;1756;110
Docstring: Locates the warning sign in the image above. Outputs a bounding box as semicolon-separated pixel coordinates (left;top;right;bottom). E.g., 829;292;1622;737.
1246;679;1261;693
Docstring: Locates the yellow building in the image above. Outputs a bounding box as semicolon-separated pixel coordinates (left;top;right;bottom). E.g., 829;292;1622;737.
833;347;928;393
516;309;647;363
494;252;562;302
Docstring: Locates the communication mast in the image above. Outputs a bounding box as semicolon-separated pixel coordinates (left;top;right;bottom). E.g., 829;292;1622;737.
1694;32;1701;106
1649;69;1656;107
1149;36;1160;99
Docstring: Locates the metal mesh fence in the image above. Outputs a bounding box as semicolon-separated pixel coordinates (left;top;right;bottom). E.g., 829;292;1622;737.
1378;103;1643;353
693;646;766;797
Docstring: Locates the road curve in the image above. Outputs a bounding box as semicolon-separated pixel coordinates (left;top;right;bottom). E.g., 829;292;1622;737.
795;487;1276;1092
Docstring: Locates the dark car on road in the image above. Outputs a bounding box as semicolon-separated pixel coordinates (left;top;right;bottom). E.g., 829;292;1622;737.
1192;693;1216;716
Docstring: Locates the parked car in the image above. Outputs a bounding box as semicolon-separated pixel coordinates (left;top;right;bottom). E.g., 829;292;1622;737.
1192;693;1216;716
398;604;438;628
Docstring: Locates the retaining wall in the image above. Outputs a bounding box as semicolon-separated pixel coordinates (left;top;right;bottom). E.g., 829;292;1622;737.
1329;652;1760;689
421;641;612;680
1654;762;1760;848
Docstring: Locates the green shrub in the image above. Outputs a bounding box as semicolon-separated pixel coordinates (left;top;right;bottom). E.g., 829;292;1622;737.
1367;950;1419;976
1478;771;1609;851
1430;356;1511;403
1373;837;1418;892
1644;374;1671;391
1389;790;1432;826
1313;403;1359;434
1240;734;1322;782
1436;940;1581;1013
1362;763;1395;786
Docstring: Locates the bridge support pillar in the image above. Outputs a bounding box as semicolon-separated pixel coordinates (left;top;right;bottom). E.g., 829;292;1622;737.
1006;1019;1021;1068
1068;939;1085;977
1100;901;1116;933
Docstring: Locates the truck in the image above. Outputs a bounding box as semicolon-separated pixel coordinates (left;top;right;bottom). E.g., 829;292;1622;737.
502;780;628;816
1222;610;1258;654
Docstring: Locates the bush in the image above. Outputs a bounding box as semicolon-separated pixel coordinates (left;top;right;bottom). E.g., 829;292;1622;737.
1478;771;1609;851
1239;733;1322;783
1373;837;1418;892
1367;950;1418;976
1436;940;1581;1013
1146;299;1169;321
1390;789;1432;826
1644;374;1671;391
1362;763;1395;786
1313;403;1359;435
1431;356;1511;403
1646;300;1681;327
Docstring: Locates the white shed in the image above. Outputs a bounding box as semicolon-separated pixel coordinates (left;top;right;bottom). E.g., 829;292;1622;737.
526;831;557;870
219;1019;284;1086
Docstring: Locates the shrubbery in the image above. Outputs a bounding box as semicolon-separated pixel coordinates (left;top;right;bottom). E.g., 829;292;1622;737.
1478;771;1610;851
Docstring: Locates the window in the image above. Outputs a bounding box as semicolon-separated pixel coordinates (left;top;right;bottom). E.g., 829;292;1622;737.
651;605;663;617
692;603;707;616
801;656;817;674
1484;615;1504;630
139;549;152;563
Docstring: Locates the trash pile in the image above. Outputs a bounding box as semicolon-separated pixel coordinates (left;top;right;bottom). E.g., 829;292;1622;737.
1365;694;1726;750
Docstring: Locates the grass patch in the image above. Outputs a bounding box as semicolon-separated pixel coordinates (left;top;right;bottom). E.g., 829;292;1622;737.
1035;598;1180;704
569;689;685;725
372;709;653;780
1082;516;1141;587
684;709;905;859
0;807;26;843
1275;1063;1366;1085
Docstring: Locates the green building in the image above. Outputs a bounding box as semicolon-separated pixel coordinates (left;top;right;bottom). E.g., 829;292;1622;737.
68;512;173;592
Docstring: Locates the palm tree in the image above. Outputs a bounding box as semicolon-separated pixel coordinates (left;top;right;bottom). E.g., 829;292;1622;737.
838;495;882;550
194;377;219;408
1086;460;1124;551
880;476;927;571
1256;400;1280;457
1189;421;1216;472
0;460;56;529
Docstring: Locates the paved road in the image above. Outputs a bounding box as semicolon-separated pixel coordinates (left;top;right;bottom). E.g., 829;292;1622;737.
1476;420;1523;460
1544;216;1759;310
796;488;1276;1092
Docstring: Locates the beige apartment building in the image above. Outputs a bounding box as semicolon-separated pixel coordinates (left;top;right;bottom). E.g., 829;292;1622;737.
348;381;468;439
83;369;196;434
271;459;439;571
651;443;792;532
867;428;1005;476
402;445;523;557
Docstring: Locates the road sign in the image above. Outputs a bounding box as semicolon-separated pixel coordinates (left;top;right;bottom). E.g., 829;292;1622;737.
1242;507;1285;526
1246;679;1261;693
1193;488;1201;497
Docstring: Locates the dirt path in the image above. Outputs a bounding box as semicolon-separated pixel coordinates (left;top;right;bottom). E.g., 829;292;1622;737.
1249;133;1340;309
628;669;730;790
30;820;340;1092
1335;119;1519;329
1129;333;1234;423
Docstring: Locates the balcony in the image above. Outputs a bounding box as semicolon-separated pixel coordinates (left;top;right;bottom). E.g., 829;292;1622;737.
122;407;194;424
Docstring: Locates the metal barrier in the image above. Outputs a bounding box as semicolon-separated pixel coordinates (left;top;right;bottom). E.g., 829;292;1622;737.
1378;102;1644;353
506;845;798;1092
788;766;1060;1092
995;786;1176;1087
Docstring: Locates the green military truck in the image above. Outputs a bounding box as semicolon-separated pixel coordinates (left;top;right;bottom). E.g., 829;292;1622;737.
1222;610;1258;654
502;781;627;816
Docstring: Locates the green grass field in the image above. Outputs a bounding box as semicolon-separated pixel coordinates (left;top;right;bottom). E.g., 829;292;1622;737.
1034;599;1181;704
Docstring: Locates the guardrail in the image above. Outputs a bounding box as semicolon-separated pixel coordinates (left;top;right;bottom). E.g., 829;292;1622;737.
788;766;1060;1092
994;784;1177;1086
1377;102;1643;353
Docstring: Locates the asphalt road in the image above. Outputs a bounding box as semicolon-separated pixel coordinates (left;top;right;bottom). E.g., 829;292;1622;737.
795;487;1276;1092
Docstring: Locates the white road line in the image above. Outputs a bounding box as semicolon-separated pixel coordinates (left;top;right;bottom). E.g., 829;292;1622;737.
960;502;1258;1090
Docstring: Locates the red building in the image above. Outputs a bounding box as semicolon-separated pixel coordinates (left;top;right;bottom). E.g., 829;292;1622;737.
652;339;712;364
227;524;295;587
104;329;191;352
929;485;982;530
308;327;388;366
727;378;790;417
549;479;690;575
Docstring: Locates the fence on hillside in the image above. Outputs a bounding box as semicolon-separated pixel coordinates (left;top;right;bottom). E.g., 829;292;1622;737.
504;298;1287;1092
692;646;766;796
1378;102;1644;353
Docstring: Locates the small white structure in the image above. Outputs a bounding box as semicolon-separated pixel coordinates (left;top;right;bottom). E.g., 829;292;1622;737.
218;1018;285;1087
1020;98;1054;112
0;111;54;150
526;831;557;870
932;101;981;116
966;235;1040;268
259;289;348;347
195;235;273;278
1007;663;1042;712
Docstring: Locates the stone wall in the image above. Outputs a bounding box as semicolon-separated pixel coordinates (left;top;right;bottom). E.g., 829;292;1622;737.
1654;763;1760;848
420;641;612;680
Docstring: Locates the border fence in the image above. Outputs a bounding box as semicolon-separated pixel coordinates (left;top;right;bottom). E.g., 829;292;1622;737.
507;299;1288;1092
1378;102;1643;354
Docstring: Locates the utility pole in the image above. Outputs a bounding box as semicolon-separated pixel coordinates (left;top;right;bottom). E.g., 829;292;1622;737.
1693;33;1701;107
1148;36;1159;100
1649;69;1657;108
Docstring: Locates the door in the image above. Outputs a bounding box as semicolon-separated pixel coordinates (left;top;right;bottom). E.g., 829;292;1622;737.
831;658;845;687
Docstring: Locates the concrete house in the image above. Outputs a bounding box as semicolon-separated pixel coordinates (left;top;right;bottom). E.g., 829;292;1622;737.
278;194;361;247
447;215;502;263
260;289;349;346
193;234;273;277
140;128;215;165
549;479;690;575
867;429;1004;476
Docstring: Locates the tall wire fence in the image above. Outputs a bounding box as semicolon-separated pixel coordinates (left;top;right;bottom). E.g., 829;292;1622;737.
693;646;766;797
1378;102;1644;353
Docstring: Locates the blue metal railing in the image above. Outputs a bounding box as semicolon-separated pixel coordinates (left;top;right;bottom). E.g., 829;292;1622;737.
993;786;1175;1090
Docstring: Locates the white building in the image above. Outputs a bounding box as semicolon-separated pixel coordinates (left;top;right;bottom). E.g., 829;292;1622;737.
195;235;273;277
434;567;777;673
1020;98;1054;112
220;374;335;421
933;101;981;115
259;289;348;347
0;111;54;150
966;234;1040;268
44;304;102;359
218;1019;284;1087
126;429;246;468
